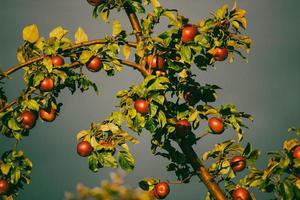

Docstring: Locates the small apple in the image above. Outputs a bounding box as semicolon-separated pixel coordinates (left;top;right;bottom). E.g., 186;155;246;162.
155;70;166;77
86;56;102;72
154;182;170;199
39;108;56;122
147;55;165;69
0;179;9;195
51;55;65;66
208;117;224;134
77;141;93;157
134;99;149;115
212;48;228;61
87;0;104;6
39;77;55;92
230;155;246;172
20;110;37;129
176;119;191;136
232;187;251;200
181;24;198;43
293;146;300;160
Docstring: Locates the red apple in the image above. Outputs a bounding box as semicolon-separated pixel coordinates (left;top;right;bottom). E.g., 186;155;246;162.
20;110;37;129
293;146;300;160
212;48;229;61
147;55;165;69
230;155;246;172
39;77;54;92
87;0;104;6
134;99;149;115
86;56;102;72
208;117;224;134
0;179;9;195
39;108;56;122
77;141;93;157
51;55;65;66
154;182;170;199
181;24;198;43
232;187;251;200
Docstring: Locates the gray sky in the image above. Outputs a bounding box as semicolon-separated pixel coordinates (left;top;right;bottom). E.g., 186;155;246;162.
0;0;300;199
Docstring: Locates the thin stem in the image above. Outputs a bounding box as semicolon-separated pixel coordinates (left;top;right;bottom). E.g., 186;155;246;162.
0;39;137;80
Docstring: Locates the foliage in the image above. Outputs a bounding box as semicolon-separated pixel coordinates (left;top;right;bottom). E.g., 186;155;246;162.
0;0;297;200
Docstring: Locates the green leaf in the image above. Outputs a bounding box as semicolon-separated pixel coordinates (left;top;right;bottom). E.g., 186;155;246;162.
12;169;21;184
158;110;167;128
23;99;40;111
43;57;53;73
23;24;39;43
180;46;192;63
112;20;122;37
8;118;21;131
151;94;165;105
52;69;68;82
75;27;89;43
33;72;45;87
102;153;118;168
118;150;135;171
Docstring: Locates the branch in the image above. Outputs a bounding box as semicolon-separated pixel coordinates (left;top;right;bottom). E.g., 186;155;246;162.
123;2;143;42
118;59;149;77
178;140;227;200
0;61;82;113
0;39;137;80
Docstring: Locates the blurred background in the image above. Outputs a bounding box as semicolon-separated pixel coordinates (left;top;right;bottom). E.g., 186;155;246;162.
0;0;299;199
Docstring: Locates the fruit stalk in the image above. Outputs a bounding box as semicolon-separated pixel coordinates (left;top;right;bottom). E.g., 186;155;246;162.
179;139;227;200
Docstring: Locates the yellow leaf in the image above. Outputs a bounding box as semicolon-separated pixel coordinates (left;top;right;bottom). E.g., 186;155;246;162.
0;163;11;175
163;11;176;21
235;9;247;18
112;20;122;37
23;24;39;43
34;37;45;51
122;45;131;60
76;130;89;141
49;26;68;40
75;27;88;43
151;0;161;7
17;48;25;63
101;10;109;23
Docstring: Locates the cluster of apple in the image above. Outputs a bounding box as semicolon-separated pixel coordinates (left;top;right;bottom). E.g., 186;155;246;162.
18;54;103;131
145;24;229;78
